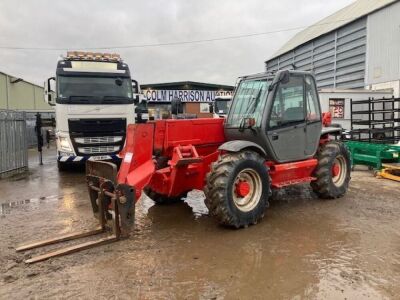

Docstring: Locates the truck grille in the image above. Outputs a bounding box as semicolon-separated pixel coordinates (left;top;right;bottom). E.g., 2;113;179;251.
68;118;126;134
68;118;126;156
74;136;123;144
77;146;120;154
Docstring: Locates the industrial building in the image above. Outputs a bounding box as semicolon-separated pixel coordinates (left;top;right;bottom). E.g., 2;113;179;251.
0;71;52;112
265;0;400;97
141;81;234;118
0;71;54;147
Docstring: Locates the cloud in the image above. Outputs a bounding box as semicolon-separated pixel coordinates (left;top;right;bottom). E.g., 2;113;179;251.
0;0;354;86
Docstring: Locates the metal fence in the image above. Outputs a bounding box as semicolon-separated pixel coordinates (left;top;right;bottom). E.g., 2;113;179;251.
0;110;28;177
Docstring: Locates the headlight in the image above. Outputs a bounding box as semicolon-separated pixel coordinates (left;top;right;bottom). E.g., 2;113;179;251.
59;137;72;151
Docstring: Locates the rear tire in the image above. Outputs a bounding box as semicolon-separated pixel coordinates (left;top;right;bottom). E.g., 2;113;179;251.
204;151;270;228
311;141;351;199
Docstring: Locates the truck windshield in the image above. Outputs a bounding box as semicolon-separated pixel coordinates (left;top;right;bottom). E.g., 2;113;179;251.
215;99;230;114
57;76;134;104
226;78;271;127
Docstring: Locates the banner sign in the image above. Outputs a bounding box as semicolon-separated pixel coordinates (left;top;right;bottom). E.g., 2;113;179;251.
144;89;233;102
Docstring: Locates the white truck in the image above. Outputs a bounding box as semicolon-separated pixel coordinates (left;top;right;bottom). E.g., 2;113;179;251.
44;51;147;171
212;95;232;118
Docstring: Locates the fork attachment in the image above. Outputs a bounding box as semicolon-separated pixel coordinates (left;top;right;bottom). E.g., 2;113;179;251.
16;161;135;264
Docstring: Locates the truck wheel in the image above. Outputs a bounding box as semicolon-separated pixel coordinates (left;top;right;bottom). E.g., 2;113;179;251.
145;188;187;205
57;161;68;172
204;151;270;228
311;141;351;199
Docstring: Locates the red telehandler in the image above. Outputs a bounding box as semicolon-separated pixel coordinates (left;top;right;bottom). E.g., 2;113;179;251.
17;70;350;263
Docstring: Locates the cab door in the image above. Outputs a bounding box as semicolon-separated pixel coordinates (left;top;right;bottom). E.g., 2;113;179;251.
266;75;307;162
304;75;322;157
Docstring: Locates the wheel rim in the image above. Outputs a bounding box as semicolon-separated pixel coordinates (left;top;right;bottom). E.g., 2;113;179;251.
232;168;262;212
332;155;347;187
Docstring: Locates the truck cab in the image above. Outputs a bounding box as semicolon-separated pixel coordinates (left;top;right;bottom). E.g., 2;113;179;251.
212;95;232;118
44;51;146;170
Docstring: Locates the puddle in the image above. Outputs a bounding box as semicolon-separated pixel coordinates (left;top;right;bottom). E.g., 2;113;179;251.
138;194;155;214
138;190;209;219
184;190;209;218
0;194;70;216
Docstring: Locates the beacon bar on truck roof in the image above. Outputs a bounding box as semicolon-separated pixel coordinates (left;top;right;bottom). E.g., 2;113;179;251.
65;51;121;62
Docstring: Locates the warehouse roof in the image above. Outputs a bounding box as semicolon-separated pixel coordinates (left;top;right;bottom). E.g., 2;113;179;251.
0;71;43;89
269;0;398;60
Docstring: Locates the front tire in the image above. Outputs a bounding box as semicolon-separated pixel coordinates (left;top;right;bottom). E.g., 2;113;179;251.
204;151;270;228
57;161;68;172
311;141;351;199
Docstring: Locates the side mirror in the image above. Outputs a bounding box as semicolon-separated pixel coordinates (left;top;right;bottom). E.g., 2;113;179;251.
171;97;183;115
268;70;290;91
209;102;214;113
132;79;139;93
44;77;56;106
134;95;140;104
279;70;290;84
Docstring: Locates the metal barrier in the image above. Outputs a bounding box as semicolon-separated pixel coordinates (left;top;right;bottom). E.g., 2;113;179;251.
0;110;28;177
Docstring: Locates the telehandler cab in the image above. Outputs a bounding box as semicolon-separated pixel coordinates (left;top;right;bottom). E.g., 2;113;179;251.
17;70;351;263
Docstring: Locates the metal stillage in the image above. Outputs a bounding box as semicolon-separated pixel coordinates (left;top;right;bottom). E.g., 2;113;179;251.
0;110;28;177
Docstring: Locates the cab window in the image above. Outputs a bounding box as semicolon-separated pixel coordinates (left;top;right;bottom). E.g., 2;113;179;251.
305;75;321;122
226;79;271;127
269;76;305;128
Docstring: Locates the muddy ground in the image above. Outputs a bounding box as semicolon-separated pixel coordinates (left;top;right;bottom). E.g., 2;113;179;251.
0;146;399;299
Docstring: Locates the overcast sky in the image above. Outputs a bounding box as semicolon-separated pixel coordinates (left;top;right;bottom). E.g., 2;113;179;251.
0;0;354;87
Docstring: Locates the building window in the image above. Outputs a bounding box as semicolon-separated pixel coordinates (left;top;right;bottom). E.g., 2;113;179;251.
200;103;210;113
329;98;345;119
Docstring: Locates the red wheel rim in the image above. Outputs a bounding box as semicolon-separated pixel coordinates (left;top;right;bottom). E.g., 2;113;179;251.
232;168;262;212
332;163;340;177
235;181;250;197
332;155;347;187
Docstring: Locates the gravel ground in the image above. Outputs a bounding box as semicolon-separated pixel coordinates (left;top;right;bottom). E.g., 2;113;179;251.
0;146;399;299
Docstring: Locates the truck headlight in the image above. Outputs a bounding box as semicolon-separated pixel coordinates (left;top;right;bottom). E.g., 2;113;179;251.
59;137;72;151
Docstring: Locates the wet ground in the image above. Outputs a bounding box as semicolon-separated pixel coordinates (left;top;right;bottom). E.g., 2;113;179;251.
0;146;399;299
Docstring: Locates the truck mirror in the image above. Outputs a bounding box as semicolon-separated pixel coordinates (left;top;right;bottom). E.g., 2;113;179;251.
171;97;183;115
209;102;214;113
44;77;56;106
134;95;140;104
131;79;139;93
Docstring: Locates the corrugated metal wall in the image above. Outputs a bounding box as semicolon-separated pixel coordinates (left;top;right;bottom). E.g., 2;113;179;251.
266;18;367;89
366;0;400;85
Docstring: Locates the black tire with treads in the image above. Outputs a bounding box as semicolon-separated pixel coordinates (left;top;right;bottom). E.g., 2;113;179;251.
57;161;68;172
311;141;351;199
204;150;270;228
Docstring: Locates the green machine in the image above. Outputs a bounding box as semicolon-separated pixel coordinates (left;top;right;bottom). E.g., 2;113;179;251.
345;141;400;170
